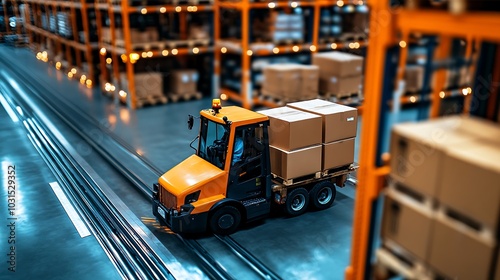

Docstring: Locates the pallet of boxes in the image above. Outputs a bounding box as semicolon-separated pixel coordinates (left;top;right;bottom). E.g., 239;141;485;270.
312;51;364;99
121;72;167;108
168;70;202;102
376;116;500;279
261;63;319;103
260;99;358;184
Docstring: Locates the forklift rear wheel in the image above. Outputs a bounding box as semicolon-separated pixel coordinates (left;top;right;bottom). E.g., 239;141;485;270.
209;206;241;235
285;188;309;216
309;181;336;210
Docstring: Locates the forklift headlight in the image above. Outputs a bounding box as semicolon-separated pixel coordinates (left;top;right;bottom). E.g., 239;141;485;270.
184;190;201;204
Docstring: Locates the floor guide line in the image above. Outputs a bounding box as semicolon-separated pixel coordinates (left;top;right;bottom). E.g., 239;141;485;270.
49;181;91;238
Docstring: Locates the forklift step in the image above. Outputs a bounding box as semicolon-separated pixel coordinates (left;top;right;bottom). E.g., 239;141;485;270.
241;197;267;207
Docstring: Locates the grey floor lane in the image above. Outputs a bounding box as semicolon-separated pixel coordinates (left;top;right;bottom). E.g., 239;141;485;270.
0;108;121;279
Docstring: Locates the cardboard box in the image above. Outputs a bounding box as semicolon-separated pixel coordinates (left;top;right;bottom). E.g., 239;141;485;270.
298;65;319;98
259;107;322;151
288;99;358;143
438;142;500;231
319;75;362;96
262;64;301;99
381;188;433;261
171;70;198;94
389;117;481;197
404;65;424;92
312;51;364;78
428;213;496;280
270;145;322;179
121;72;163;99
322;138;355;170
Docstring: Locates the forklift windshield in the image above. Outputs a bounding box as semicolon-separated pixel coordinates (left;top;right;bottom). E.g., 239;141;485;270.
198;117;229;169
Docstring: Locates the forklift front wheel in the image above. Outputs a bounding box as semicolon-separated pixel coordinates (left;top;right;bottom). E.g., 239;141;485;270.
209;206;241;235
284;187;309;216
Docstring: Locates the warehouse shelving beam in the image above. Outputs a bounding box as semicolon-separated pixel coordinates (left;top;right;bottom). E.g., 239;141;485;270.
346;2;500;280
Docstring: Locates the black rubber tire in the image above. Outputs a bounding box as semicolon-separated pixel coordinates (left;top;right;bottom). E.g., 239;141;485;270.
284;188;309;216
209;206;241;235
309;180;336;210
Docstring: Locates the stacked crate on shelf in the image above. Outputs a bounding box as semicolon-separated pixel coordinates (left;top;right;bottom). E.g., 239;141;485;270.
23;0;99;86
376;116;500;279
1;0;26;45
312;51;364;99
96;0;213;108
215;0;370;109
260;63;319;103
319;3;369;44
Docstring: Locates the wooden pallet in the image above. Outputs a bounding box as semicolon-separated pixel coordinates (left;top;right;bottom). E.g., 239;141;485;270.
166;39;211;49
272;38;304;46
337;32;367;43
171;0;214;5
374;240;436;280
167;91;202;103
321;90;359;100
406;0;467;14
136;94;168;108
272;171;322;187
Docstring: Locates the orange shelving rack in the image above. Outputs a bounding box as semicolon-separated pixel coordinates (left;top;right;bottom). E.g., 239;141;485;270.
23;0;98;87
346;1;500;279
214;0;369;109
95;0;214;108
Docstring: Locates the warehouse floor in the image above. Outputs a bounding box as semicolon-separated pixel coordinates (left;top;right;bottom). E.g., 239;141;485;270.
0;45;424;279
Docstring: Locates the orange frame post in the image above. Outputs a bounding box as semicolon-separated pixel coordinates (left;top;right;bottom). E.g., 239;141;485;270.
121;0;137;108
345;0;393;279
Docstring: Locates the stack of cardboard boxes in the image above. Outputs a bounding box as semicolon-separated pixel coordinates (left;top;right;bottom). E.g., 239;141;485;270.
382;116;500;279
261;64;319;102
169;69;199;100
121;72;165;104
404;65;425;93
259;99;358;180
253;12;304;44
101;27;158;46
312;51;364;98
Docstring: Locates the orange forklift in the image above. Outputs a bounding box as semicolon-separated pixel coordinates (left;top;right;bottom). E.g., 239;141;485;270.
153;100;357;234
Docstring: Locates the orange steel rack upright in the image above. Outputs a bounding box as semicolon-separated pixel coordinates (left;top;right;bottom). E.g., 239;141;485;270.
23;0;98;86
214;0;369;109
346;1;500;279
95;0;214;109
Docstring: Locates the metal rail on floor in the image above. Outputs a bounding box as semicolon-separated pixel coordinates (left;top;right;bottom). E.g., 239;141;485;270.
0;88;175;280
0;56;283;280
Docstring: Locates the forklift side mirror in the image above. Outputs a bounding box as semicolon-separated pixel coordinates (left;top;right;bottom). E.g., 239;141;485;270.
188;115;194;130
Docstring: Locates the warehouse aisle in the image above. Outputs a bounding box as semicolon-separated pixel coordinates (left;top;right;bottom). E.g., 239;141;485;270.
0;97;121;279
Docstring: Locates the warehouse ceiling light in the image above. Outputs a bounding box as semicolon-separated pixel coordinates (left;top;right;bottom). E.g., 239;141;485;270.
121;54;128;62
175;6;181;12
399;40;407;48
71;68;77;74
221;47;227;53
292;45;299;52
273;47;279;54
68;72;73;78
462;88;468;95
106;58;112;64
86;80;92;88
100;48;106;55
331;43;338;49
193;47;200;54
119;90;127;98
268;2;276;8
160;7;166;13
409;96;417;103
147;51;153;57
172;49;179;55
467;87;472;94
291;2;298;8
220;93;228;101
354;42;360;49
162;50;169;56
55;62;61;70
246;50;253;56
141;8;147;14
439;91;446;98
309;45;317;52
337;0;344;7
